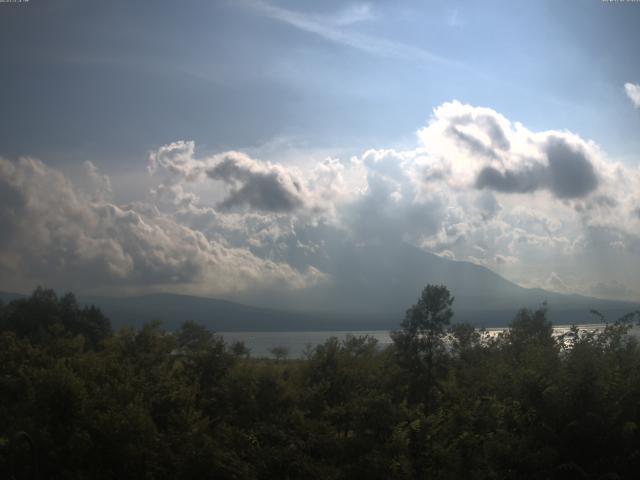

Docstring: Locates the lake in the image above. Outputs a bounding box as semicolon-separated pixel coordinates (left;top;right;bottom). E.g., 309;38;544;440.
220;323;635;358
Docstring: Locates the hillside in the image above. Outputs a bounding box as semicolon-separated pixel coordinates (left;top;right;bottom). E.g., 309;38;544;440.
2;242;637;331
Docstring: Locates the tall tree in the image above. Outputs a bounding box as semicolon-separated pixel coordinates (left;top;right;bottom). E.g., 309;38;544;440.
391;284;454;406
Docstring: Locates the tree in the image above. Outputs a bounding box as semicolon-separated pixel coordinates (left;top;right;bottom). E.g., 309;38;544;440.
391;284;454;406
59;293;111;349
507;303;555;353
269;346;289;361
0;288;111;350
177;321;214;353
230;340;250;358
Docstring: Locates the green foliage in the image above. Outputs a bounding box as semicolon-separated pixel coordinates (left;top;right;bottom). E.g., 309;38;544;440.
391;285;455;407
269;345;290;361
1;285;640;479
0;287;111;350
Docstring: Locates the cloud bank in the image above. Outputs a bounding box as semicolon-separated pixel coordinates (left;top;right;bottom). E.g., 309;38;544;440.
0;156;325;296
1;101;639;301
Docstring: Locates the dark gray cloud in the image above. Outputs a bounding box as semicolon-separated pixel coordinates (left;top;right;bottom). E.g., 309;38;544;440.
207;153;306;213
475;164;544;194
475;137;599;199
545;137;598;198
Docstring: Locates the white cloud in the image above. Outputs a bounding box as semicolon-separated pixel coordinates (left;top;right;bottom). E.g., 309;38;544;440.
624;82;640;108
0;156;326;296
2;100;639;301
148;140;203;181
417;101;605;199
148;141;313;214
400;101;640;295
82;160;113;202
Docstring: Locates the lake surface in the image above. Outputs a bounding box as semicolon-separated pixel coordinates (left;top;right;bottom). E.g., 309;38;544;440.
220;323;635;358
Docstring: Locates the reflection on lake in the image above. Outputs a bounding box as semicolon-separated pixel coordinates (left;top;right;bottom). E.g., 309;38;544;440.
221;323;639;358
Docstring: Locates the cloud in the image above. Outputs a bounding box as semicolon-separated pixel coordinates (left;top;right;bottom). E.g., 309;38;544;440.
321;99;639;299
330;3;373;26
477;191;501;220
116;107;640;300
494;254;517;265
475;164;543;194
0;156;324;295
3;100;639;302
142;110;636;308
445;114;510;159
243;0;452;66
475;136;598;198
82;160;113;202
590;280;636;301
625;82;640;108
410;101;640;294
419;101;601;199
207;152;307;213
148;142;311;214
345;149;446;245
544;137;599;198
148;140;204;181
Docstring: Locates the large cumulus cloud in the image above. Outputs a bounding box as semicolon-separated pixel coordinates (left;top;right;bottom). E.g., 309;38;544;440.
370;101;640;297
418;101;604;199
207;152;306;212
2;100;639;301
0;156;325;295
148;141;309;213
475;136;598;198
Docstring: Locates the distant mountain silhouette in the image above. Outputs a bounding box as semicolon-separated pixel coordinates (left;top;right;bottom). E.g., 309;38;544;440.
1;242;637;330
80;293;376;331
239;241;638;327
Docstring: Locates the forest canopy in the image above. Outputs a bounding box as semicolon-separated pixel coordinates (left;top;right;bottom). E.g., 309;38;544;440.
1;286;640;479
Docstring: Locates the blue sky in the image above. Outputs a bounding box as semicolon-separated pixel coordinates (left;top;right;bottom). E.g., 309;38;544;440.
1;0;639;303
2;0;639;167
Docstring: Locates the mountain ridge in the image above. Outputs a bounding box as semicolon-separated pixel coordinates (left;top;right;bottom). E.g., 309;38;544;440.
2;241;637;331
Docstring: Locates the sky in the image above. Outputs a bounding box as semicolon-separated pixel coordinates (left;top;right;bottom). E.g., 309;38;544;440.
1;0;639;304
